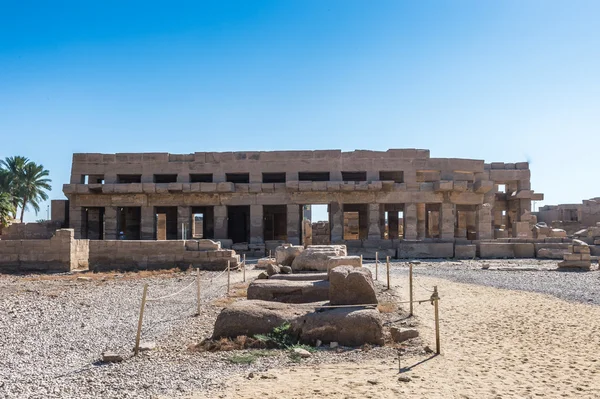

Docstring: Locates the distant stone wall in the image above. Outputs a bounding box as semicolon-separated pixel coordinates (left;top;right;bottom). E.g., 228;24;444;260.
1;221;63;240
88;240;240;272
312;221;330;245
0;229;87;273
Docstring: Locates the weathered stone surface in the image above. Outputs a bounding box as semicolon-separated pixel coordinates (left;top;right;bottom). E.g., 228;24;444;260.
257;271;269;279
454;245;476;259
256;257;276;269
390;327;419;343
247;279;330;303
269;272;328;281
280;266;292;274
325;256;362;274
329;266;377;306
557;260;591;271
275;245;304;266
291;245;348;271
513;243;535;258
398;242;454;259
212;300;306;339
296;308;384;346
478;243;514;258
266;263;281;276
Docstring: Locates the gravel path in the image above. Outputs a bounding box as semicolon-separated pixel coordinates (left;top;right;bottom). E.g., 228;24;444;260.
0;268;271;399
364;259;600;305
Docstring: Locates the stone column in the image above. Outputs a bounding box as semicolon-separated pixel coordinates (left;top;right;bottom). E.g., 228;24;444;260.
68;203;85;239
476;203;493;240
330;201;344;242
367;203;382;239
417;203;426;239
104;207;118;240
214;205;228;239
287;204;300;245
140;206;155;240
250;204;264;244
177;206;191;239
440;202;456;240
404;203;417;240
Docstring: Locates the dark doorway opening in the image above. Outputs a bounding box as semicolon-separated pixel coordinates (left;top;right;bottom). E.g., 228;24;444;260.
263;205;287;241
117;207;141;240
84;207;105;239
228;205;250;243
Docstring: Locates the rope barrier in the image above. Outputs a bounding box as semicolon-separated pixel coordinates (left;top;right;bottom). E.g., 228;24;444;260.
146;279;196;302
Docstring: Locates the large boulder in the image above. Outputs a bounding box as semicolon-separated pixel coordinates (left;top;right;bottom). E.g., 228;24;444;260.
291;245;348;271
295;308;384;346
212;300;305;339
266;263;281;276
275;245;304;266
247;279;330;303
329;266;377;305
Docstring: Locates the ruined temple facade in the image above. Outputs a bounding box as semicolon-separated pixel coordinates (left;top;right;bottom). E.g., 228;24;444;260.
62;149;543;248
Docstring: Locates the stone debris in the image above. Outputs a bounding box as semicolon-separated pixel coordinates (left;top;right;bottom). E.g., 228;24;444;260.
390;327;419;343
101;352;124;363
558;239;591;271
292;348;311;358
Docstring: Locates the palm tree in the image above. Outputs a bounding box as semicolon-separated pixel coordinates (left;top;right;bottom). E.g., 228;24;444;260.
18;162;52;222
0;156;29;218
0;192;15;227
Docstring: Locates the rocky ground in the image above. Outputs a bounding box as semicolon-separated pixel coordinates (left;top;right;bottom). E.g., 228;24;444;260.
363;258;600;305
2;258;599;398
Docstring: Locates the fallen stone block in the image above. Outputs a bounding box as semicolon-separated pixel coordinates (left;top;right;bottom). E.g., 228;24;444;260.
247;279;330;303
390;327;419;343
275;245;304;266
266;264;280;276
291;245;347;271
296;308;384;346
325;255;362;274
329;266;377;306
558;260;591;271
212;300;307;339
256;257;276;269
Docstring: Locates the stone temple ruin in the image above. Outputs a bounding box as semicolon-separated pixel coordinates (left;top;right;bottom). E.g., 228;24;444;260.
0;148;598;272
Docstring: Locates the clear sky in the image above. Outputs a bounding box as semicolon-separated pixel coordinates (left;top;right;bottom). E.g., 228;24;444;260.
1;0;598;222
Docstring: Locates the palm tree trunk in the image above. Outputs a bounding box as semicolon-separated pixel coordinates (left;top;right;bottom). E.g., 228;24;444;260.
19;197;27;222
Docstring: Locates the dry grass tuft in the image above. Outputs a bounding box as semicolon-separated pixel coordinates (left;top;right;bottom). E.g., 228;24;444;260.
191;336;267;352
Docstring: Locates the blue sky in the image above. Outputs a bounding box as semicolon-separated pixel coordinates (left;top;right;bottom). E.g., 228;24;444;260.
1;0;598;222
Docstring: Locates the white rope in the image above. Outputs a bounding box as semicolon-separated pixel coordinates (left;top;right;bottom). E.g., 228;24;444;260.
146;279;197;302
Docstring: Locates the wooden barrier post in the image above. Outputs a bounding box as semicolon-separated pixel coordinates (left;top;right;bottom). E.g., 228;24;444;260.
409;262;414;316
375;252;378;281
227;260;231;294
269;250;272;258
433;285;440;354
360;254;363;266
243;254;246;282
134;284;148;356
386;256;390;290
196;268;201;315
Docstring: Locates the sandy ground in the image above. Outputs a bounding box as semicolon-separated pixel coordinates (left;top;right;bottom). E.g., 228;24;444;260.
191;274;600;399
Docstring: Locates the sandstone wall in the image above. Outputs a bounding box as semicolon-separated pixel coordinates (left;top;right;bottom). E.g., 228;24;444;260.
0;229;85;273
88;240;239;271
1;221;63;240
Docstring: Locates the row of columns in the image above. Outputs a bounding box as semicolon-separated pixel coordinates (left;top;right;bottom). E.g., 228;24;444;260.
70;202;493;241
